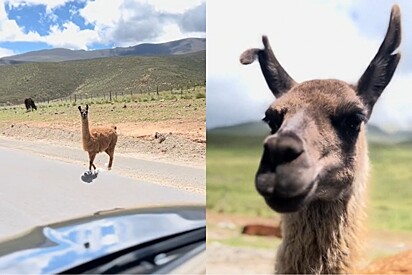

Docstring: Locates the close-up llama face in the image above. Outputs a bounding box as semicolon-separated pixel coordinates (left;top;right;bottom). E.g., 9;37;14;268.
240;5;401;213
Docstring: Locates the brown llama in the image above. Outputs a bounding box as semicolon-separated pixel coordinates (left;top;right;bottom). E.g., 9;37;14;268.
239;5;401;274
78;104;118;171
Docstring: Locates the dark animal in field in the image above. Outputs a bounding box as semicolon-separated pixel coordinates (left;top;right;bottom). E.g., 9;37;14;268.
24;98;37;111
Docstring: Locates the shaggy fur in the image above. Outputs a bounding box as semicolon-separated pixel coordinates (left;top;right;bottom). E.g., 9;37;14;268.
78;105;118;170
240;5;401;274
276;131;369;273
24;98;37;111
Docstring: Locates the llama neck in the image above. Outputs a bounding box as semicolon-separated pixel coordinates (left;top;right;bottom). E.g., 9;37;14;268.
81;118;91;141
275;132;369;274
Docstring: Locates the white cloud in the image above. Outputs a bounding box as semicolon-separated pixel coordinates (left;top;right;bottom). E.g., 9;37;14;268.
339;0;412;73
0;46;15;57
79;0;206;47
43;21;100;49
80;0;122;28
207;0;412;130
149;0;204;13
0;19;42;42
0;0;7;20
154;22;205;44
369;73;412;131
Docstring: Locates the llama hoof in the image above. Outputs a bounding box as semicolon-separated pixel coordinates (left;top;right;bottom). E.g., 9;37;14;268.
86;169;99;175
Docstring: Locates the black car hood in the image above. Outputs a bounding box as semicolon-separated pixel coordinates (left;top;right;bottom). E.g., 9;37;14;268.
0;205;205;274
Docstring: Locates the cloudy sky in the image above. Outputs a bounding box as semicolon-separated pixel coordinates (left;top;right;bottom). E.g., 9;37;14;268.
207;0;412;131
0;0;205;57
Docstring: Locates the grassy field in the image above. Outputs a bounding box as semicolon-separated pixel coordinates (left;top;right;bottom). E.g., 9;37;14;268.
207;128;412;233
0;51;205;104
368;143;412;232
0;86;206;126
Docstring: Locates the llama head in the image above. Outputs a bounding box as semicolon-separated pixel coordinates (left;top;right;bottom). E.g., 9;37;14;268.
78;104;89;120
240;5;401;213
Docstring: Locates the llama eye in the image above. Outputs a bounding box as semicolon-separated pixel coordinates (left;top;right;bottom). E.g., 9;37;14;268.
262;110;284;134
341;113;366;132
333;112;367;142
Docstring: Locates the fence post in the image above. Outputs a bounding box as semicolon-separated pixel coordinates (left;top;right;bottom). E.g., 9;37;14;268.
110;91;112;101
156;85;159;96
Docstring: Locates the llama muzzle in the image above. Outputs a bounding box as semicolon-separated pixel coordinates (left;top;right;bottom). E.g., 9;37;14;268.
256;133;317;212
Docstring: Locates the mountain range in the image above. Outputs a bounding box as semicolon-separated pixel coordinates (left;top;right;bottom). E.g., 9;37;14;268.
207;121;412;145
0;37;206;65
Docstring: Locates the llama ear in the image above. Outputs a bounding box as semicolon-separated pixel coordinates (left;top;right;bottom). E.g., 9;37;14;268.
356;5;401;119
86;104;89;110
78;106;81;112
240;35;296;98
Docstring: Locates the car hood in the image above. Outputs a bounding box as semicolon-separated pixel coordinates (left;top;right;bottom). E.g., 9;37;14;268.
0;205;205;274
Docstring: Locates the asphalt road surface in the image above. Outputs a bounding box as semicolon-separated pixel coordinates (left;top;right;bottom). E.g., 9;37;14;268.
0;140;204;240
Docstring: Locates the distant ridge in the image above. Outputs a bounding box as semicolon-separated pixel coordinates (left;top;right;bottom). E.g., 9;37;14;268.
208;121;412;144
0;37;206;65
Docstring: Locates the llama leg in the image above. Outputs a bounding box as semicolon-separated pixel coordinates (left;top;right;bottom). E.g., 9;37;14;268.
105;149;114;170
108;154;114;170
88;152;97;171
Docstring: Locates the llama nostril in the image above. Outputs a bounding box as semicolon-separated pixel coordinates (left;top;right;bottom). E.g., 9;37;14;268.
265;134;304;166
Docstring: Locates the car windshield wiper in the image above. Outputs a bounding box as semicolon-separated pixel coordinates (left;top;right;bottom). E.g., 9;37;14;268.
59;227;206;274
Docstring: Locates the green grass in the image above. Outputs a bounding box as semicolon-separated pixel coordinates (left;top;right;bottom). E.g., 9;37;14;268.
368;143;412;232
206;222;281;249
0;86;206;125
0;51;205;104
207;132;274;217
207;131;412;233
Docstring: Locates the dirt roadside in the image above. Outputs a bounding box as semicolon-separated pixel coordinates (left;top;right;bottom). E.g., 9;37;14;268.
206;212;412;274
0;109;206;194
207;212;278;274
0;119;205;167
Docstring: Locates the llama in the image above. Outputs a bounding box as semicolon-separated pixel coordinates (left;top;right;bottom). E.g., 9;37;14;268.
78;104;118;171
24;98;37;111
239;5;401;274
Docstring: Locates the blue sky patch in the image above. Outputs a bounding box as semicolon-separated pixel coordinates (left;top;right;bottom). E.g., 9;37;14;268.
0;41;51;55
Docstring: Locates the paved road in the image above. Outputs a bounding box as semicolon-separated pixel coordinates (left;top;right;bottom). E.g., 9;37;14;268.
0;143;204;239
0;137;205;193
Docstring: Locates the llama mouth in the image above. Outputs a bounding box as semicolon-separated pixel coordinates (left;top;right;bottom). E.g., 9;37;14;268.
263;178;317;213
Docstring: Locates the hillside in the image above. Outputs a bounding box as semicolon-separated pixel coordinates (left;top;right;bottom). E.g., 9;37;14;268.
0;38;206;65
0;50;205;104
208;121;412;145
